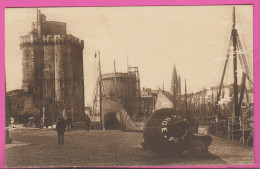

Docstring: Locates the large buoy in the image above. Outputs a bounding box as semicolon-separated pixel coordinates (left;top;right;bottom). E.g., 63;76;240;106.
143;108;190;156
142;108;212;156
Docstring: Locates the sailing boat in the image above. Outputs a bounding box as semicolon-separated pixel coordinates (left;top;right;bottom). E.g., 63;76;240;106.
92;51;143;131
209;7;253;142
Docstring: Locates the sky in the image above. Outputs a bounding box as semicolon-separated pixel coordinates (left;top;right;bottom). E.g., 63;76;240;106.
5;5;253;106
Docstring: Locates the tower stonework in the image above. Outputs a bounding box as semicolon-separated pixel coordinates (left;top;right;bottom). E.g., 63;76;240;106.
19;11;85;122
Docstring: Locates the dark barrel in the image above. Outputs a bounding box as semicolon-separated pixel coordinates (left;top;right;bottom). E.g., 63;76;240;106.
143;108;190;156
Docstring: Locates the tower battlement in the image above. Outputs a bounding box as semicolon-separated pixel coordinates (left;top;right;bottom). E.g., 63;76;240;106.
20;35;36;45
20;34;84;49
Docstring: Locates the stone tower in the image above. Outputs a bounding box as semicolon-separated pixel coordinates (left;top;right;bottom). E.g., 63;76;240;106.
19;10;85;122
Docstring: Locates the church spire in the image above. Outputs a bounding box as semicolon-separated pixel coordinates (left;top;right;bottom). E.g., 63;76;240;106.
171;63;178;95
178;74;181;95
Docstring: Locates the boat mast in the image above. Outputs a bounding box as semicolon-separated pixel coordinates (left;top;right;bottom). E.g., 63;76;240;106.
98;50;103;130
232;7;240;121
162;82;164;92
114;59;118;100
185;79;188;115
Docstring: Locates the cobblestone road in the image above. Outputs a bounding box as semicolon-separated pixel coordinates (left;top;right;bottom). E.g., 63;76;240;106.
209;135;254;165
5;127;252;167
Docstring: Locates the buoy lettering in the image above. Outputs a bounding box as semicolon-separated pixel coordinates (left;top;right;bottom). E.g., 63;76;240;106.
164;117;171;121
161;127;167;133
168;137;176;142
162;121;168;125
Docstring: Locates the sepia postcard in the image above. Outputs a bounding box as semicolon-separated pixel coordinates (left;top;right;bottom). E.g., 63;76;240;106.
1;1;260;168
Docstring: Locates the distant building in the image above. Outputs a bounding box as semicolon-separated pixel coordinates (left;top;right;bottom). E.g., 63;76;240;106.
139;88;157;118
6;10;85;123
186;84;253;122
6;89;38;123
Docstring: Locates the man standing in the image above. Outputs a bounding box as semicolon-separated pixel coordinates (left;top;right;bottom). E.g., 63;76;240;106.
85;115;91;132
56;117;66;144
